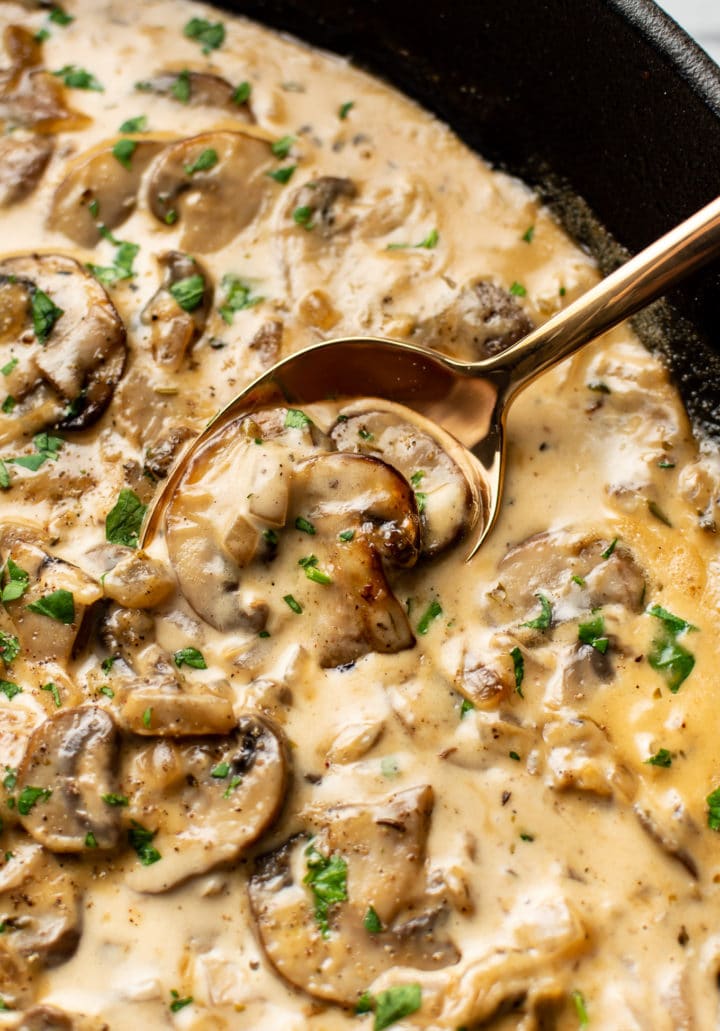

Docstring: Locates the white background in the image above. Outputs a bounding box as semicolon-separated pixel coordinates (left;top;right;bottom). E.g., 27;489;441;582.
657;0;720;64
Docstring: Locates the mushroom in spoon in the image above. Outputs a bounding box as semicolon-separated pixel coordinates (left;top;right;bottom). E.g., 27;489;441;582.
142;194;720;557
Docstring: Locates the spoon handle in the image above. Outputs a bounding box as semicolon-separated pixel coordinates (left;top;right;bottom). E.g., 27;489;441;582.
482;194;720;394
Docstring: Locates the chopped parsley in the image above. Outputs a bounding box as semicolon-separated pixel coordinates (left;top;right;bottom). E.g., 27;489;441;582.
183;16;225;53
223;775;242;799
417;599;442;635
647;604;697;693
460;697;475;718
0;462;9;490
707;787;720;831
645;748;672;767
285;408;312;429
118;114;147;133
170;69;191;103
522;593;552;631
578;613;609;654
142;707;152;729
27;588;75;624
88;198;100;218
283;594;303;614
0;632;19;665
218;274;263;323
299;555;332;584
0;358;17;377
266;164;297;184
128;820;161;865
647;499;672;526
364;906;382;933
173;647;207;669
102;793;128;807
295;516;316;535
211;762;230;779
31;288;64;344
658;457;675;469
49;6;74;26
111;139;137;169
387;228;439;250
105;488;146;547
365;984;422;1030
571;989;589;1027
52;65;103;91
293;204;314;229
572;574;586;587
0;680;21;701
1;558;29;603
86;234;139;286
304;843;348;937
232;80;252;104
7;431;64;472
509;750;521;761
3;768;16;792
647;604;697;636
169;273;205;312
271;135;295;158
601;537;618;559
184;148;218;175
17;785;52;815
40;682;61;708
510;645;524;696
509;281;527;297
522;225;535;243
338;529;354;542
169;991;194;1013
84;831;97;848
1;397;15;414
339;100;355;119
99;686;115;699
588;380;611;393
519;831;535;841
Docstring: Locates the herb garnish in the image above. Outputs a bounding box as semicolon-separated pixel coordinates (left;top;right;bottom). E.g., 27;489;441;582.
27;589;75;624
112;139;137;169
707;787;720;831
119;115;147;133
460;697;475;718
0;681;21;701
387;228;438;250
509;281;527;297
285;408;312;429
266;165;297;184
522;225;535;243
339;100;355;119
283;594;303;614
31;288;64;344
299;555;332;584
219;274;263;322
173;647;207;669
211;762;230;779
17;786;51;815
578;613;609;653
102;793;129;807
571;989;589;1027
0;632;19;665
49;6;74;26
601;537;618;559
183;17;225;53
1;558;29;603
357;984;422;1030
170;69;191;103
1;358;17;377
86;231;139;286
53;65;103;91
510;646;524;696
232;81;252;104
169;991;194;1013
338;529;354;542
647;604;697;693
40;682;61;708
169;274;205;312
128;820;161;865
293;205;314;229
522;593;552;630
645;748;672;767
271;135;295;158
295;516;316;535
184;148;218;175
417;599;442;635
105;489;146;547
304;843;348;937
364;906;382;933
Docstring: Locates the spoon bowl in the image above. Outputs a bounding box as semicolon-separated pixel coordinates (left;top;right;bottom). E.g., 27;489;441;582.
143;194;720;556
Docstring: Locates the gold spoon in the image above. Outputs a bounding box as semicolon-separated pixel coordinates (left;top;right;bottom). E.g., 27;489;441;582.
143;194;720;556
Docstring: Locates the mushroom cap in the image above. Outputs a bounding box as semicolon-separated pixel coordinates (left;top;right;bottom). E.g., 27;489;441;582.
0;27;89;134
331;400;473;557
0;833;82;968
123;714;290;893
137;71;253;118
248;786;459;1006
289;176;358;238
48;139;166;247
16;706;121;852
0;253;127;435
147;130;272;252
0;135;53;208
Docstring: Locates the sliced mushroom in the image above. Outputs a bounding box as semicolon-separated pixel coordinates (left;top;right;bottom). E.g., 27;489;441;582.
143;425;195;480
137;70;253;119
141;252;213;371
124;714;289;893
147;130;272;252
0;26;88;134
0;833;82;969
331;400;473;556
543;716;636;802
100;548;176;609
248;318;283;369
0;525;102;663
289;176;358;237
0;254;127;438
48;139;166;247
413;279;533;361
248;785;458;1006
634;787;699;878
16;707;121;852
290;452;420;666
0;135;53;208
485;528;646;628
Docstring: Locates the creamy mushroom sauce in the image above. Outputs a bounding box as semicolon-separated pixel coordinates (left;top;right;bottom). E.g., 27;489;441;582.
1;1;720;1029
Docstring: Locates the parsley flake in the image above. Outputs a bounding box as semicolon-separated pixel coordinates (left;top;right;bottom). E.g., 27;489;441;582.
183;17;225;54
105;489;146;547
304;844;348;937
184;148;218;175
128;820;161;865
219;274;263;323
27;589;75;624
645;748;672;768
293;204;314;229
522;593;552;630
339;100;355;119
112;139;137;169
271;135;295;158
0;632;19;665
118;115;147;133
169;274;205;312
40;682;61;708
266;164;297;184
522;225;535;243
53;65;103;91
169;991;194;1013
707;787;720;831
0;680;21;701
285;408;312;429
102;793;128;807
509;281;527;297
578;613;609;653
364;906;382;933
373;984;422;1030
1;358;17;377
232;80;252;104
18;786;52;815
417;599;442;635
283;594;303;615
510;645;524;695
31;288;63;345
295;516;316;535
173;647;207;669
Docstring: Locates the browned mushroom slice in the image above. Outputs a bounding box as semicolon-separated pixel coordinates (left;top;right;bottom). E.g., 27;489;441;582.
413;279;533;361
0;26;89;134
248;785;458;1006
141;252;213;371
16;707;121;852
0;525;102;663
289;176;358;237
136;70;253;119
485;528;646;628
0;833;82;969
48;139;166;247
100;548;175;609
0;254;127;437
331;400;473;556
143;425;195;480
290;452;420;666
0;135;53;208
147;131;272;252
124;715;289;893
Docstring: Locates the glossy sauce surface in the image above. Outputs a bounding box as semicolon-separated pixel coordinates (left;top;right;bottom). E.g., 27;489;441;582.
1;2;720;1029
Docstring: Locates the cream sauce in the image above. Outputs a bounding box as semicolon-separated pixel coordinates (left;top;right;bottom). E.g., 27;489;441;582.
0;1;719;1029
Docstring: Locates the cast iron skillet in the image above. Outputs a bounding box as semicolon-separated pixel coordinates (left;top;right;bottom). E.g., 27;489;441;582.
219;0;720;438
